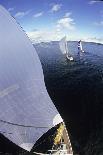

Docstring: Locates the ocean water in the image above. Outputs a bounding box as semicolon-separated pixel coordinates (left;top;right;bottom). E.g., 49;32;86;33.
35;41;103;155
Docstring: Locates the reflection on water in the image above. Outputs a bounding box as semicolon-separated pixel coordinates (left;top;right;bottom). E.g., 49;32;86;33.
35;41;103;155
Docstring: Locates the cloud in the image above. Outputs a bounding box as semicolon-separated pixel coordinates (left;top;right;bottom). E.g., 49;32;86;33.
14;10;30;18
94;21;103;26
27;28;103;44
8;7;14;12
88;1;98;4
50;4;62;12
27;29;65;43
100;10;103;17
64;12;72;18
56;14;75;30
27;30;103;44
33;12;44;18
84;37;103;44
88;0;103;4
27;13;76;43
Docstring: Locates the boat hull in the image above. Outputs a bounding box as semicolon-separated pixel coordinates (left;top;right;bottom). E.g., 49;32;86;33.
66;55;73;61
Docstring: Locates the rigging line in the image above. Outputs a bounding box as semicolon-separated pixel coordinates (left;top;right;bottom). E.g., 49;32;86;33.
0;131;12;135
0;119;50;128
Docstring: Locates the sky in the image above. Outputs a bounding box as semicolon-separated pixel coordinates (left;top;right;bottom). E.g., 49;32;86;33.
0;0;103;43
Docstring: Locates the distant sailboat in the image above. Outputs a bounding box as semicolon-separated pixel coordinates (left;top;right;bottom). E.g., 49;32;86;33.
59;36;73;61
78;40;84;53
0;5;73;155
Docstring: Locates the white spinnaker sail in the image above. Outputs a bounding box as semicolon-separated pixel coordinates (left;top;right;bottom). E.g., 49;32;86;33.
80;42;83;51
0;5;63;151
59;36;67;54
59;37;73;61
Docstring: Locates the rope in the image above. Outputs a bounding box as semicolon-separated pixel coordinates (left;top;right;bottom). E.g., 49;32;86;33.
0;119;50;128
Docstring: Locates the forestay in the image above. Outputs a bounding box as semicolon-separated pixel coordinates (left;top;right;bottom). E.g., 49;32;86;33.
0;5;63;151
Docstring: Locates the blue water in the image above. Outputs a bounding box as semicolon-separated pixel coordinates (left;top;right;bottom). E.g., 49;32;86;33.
35;41;103;155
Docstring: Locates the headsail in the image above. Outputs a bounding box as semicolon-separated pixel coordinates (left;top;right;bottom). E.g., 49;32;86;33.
78;40;84;52
0;5;63;151
59;36;67;55
59;36;73;61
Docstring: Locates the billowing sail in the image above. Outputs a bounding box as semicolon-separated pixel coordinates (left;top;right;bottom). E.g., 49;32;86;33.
59;36;73;61
78;40;84;52
80;42;83;51
59;36;67;54
0;5;63;151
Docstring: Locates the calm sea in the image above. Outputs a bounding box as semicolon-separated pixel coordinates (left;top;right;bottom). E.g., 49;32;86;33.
35;41;103;155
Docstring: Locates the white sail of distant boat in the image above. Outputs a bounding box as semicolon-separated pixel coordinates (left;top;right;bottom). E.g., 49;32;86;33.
59;36;73;61
0;5;73;154
78;40;84;53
